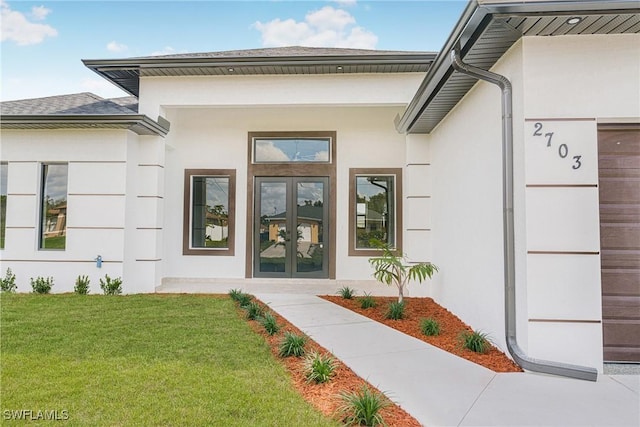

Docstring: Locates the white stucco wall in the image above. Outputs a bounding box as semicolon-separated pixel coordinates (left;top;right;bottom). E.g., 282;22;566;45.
519;33;640;370
425;40;526;356
0;129;165;294
138;73;425;118
425;33;639;370
161;105;410;285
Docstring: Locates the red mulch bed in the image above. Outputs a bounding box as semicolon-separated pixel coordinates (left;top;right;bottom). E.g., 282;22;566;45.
321;295;522;373
239;300;422;427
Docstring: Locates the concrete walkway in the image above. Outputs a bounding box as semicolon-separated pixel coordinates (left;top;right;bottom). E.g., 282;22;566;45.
255;293;640;427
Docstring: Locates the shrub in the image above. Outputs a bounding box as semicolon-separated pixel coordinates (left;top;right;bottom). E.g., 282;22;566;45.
31;276;53;294
385;301;405;320
359;292;377;309
459;329;491;354
420;318;441;336
337;385;390;426
0;268;17;293
337;286;356;299
244;301;264;320
228;289;252;307
303;351;337;384
99;274;122;295
74;275;90;295
278;332;306;358
259;312;281;336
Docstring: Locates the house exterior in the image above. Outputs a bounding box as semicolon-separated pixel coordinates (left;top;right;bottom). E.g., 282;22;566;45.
1;0;638;373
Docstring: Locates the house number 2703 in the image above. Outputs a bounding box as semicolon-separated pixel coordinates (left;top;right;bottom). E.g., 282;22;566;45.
532;122;582;170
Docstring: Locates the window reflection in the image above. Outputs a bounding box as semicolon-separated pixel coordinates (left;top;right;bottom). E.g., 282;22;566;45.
191;176;230;249
40;164;68;250
355;175;395;249
254;138;330;163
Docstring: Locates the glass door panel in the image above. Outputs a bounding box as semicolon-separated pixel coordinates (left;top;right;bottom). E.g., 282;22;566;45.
254;177;328;278
256;180;289;275
295;180;326;275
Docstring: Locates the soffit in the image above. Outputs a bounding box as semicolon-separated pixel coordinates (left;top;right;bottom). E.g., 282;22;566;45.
84;55;435;97
404;7;640;134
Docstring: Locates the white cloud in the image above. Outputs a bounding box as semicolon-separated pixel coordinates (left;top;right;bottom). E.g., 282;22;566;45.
1;0;57;45
30;5;51;21
253;5;377;49
150;46;178;56
255;141;290;162
107;40;128;53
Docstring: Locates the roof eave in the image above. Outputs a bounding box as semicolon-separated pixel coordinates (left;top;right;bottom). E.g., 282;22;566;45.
82;52;438;97
0;114;170;137
396;0;640;134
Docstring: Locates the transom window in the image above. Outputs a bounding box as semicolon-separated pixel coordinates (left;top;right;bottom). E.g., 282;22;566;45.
349;168;403;256
183;169;236;256
252;137;331;163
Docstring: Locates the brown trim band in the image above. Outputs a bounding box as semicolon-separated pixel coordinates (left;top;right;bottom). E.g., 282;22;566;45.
528;251;599;255
7;193;36;196
66;226;124;230
137;195;163;199
529;319;601;324
526;184;597;188
525;118;596;122
1;259;123;263
68;193;126;197
406;163;431;166
5;226;35;229
69;160;126;164
138;164;164;168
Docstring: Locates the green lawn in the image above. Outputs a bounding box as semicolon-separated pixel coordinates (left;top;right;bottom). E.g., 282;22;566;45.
0;294;338;426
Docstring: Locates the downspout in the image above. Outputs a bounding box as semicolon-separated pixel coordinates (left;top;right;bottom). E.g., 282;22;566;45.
450;47;598;382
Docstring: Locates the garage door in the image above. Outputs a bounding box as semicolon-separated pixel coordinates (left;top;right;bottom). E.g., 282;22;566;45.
598;125;640;362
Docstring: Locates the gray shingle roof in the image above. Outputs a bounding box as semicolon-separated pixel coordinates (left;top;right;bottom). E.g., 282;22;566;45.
83;45;436;97
142;46;431;59
0;92;138;115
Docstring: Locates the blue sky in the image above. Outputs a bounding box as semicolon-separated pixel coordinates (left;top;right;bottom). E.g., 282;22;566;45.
1;0;467;101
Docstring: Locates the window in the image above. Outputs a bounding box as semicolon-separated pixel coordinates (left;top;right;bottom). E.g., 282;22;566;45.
183;169;235;256
252;137;331;163
40;164;68;250
0;163;7;249
349;168;402;256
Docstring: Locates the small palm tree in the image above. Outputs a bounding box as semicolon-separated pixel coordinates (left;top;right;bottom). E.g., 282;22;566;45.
368;240;438;304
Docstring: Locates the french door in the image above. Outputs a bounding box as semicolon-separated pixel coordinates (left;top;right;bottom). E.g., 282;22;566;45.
254;177;329;278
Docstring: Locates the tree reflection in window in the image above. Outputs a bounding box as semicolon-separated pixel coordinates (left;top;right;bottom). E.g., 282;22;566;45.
355;175;395;249
191;176;230;249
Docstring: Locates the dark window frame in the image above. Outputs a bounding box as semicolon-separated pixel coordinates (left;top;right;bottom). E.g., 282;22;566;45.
348;168;403;257
39;163;68;251
183;169;236;256
0;162;7;249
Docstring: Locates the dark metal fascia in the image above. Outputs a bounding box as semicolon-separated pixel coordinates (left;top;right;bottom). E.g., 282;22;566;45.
480;0;640;15
395;1;485;133
82;53;437;97
396;0;640;134
0;114;169;137
83;53;437;69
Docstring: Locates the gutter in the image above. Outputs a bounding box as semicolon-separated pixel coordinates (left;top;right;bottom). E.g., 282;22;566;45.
450;46;597;381
0;114;170;137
